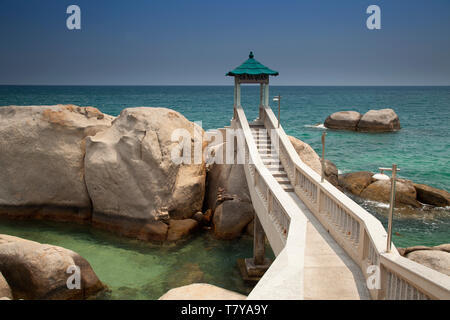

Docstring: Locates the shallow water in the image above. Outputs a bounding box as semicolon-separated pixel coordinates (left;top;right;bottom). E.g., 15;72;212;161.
0;218;274;300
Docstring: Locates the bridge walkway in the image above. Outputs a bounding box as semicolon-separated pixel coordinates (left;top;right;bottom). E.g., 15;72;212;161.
251;124;370;300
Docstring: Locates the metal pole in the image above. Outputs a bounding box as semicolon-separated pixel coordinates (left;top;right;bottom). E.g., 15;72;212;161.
386;164;397;253
321;132;326;182
277;95;281;128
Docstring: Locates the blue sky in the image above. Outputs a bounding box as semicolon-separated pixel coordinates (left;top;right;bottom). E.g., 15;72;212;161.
1;0;450;85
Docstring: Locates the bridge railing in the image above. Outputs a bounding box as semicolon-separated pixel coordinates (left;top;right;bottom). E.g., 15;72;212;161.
261;105;450;300
233;105;309;299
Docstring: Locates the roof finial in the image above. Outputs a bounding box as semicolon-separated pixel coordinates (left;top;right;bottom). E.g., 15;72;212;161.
249;51;254;59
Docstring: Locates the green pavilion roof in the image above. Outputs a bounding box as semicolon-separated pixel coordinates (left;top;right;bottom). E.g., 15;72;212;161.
226;52;279;77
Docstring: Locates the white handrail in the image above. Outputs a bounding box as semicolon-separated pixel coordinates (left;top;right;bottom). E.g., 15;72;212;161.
233;105;309;300
260;105;450;300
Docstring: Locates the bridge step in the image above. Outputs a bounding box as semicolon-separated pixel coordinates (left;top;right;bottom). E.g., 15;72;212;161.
271;171;288;178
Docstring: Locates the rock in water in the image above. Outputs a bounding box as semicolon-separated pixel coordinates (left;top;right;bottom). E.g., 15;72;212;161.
0;234;106;300
360;179;421;208
357;108;400;132
0;105;113;222
324;111;362;131
338;171;374;196
0;272;13;299
85;107;206;240
406;250;450;276
159;283;246;300
413;183;450;207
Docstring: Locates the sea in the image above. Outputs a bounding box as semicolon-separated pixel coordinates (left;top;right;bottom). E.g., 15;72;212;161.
0;85;448;298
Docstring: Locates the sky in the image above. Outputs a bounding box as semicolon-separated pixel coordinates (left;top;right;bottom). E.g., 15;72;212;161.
1;0;450;85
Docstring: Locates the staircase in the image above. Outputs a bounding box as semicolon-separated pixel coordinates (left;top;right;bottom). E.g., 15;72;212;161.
250;124;294;193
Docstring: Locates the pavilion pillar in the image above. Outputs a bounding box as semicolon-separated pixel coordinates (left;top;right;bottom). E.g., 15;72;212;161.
258;83;264;120
264;81;269;106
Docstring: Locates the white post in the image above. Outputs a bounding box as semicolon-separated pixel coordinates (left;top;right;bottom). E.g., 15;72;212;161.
264;82;269;106
258;83;264;119
237;79;241;107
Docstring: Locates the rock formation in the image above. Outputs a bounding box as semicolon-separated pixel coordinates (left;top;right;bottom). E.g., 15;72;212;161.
357;109;400;132
0;105;113;222
85;107;206;241
339;171;449;209
324;111;362;131
0;106;206;242
0;234;106;299
324;109;400;132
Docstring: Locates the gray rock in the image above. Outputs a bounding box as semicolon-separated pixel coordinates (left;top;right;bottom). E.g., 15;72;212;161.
85;107;206;239
0;234;106;300
357;108;400;132
406;250;450;276
324;111;362;131
0;105;113;222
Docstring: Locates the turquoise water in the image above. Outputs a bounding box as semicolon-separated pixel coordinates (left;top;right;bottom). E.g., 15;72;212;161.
0;86;448;296
0;218;273;299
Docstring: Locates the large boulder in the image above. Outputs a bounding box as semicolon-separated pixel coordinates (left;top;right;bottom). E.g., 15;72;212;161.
0;272;12;299
324;111;362;131
406;250;450;276
213;199;254;240
159;283;246;300
0;234;106;299
0;105;113;222
206;155;255;239
357;108;400;132
85;107;206;240
413;183;450;207
288;136;339;187
360;179;421;208
338;171;374;196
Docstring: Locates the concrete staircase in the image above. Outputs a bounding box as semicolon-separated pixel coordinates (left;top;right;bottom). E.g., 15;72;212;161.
250;124;294;193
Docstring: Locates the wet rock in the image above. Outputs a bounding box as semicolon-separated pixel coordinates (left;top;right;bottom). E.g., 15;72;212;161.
0;234;106;300
167;219;199;242
324;111;362;131
413;183;450;207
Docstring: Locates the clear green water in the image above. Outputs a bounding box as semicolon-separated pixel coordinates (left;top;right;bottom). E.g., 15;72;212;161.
0;218;274;300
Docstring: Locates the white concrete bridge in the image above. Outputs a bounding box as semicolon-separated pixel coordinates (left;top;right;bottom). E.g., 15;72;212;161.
221;52;450;300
